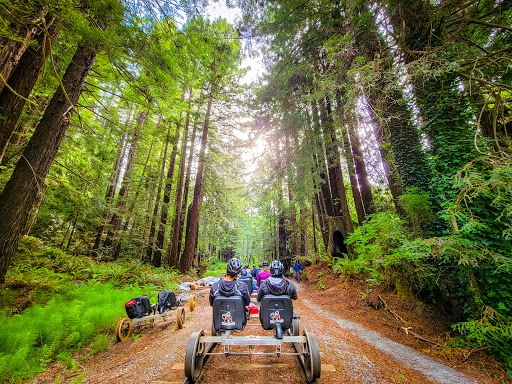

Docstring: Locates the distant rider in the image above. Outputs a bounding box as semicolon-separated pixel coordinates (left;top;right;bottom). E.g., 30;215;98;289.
293;259;303;283
256;261;271;287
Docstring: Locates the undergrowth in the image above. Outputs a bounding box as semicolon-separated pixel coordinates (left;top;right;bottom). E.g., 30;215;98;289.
203;261;228;277
0;236;185;383
331;211;512;375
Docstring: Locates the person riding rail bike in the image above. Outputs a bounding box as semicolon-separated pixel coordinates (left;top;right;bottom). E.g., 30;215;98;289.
209;258;250;307
257;260;297;302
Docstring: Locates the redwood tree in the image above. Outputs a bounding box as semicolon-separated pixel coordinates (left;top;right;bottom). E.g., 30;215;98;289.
0;43;97;283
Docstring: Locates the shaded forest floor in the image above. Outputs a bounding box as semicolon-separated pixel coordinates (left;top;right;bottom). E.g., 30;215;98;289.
302;261;510;383
28;263;510;384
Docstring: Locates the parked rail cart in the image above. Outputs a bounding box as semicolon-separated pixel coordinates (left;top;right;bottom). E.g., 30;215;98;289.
116;293;197;342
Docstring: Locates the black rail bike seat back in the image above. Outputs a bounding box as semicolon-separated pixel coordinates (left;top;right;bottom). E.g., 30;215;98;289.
213;295;247;332
239;276;253;293
259;294;293;335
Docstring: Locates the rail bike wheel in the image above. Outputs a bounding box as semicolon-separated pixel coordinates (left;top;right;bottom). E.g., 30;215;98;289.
291;312;300;336
184;330;205;382
116;317;131;342
303;330;321;382
211;321;218;336
189;294;197;312
176;307;186;329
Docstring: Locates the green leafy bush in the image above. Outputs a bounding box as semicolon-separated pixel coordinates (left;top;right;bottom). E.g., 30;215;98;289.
0;238;186;382
337;211;512;373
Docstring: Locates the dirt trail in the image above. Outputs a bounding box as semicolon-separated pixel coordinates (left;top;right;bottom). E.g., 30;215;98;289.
33;282;492;384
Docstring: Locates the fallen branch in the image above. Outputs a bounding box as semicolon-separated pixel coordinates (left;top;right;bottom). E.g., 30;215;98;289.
402;327;441;347
463;345;492;361
378;295;406;323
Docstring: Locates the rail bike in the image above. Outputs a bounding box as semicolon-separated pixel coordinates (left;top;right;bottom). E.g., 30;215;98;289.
116;292;197;342
183;293;320;383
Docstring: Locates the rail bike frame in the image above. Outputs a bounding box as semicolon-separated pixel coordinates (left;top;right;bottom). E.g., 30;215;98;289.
116;294;197;342
184;294;320;383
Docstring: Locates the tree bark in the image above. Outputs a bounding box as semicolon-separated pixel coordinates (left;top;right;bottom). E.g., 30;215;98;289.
285;134;297;257
311;199;319;255
103;109;147;256
0;6;47;94
299;208;307;258
146;129;170;263
0;22;58;164
336;92;366;225
368;100;406;217
0;43;96;283
168;92;192;267
177;93;203;259
153;122;180;267
92;129;128;255
180;93;214;272
321;97;354;242
309;99;335;218
347;119;374;217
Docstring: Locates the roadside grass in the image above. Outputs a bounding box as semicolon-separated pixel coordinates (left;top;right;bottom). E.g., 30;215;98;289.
0;236;184;383
203;261;227;277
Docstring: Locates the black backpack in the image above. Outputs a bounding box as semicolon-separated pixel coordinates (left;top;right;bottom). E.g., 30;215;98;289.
157;290;177;314
125;296;152;319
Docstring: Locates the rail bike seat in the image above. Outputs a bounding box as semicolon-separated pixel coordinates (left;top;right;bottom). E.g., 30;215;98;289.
239;276;253;294
259;294;293;339
212;295;248;333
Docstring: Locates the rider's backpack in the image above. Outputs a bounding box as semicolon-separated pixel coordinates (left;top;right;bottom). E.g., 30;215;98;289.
125;296;152;319
157;290;177;314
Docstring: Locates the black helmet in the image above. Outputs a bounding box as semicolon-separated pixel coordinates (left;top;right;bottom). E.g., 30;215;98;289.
226;258;242;277
261;261;269;267
270;260;284;276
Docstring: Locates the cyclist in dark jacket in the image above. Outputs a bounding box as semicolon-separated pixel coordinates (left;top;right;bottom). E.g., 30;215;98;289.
209;258;251;306
257;260;297;302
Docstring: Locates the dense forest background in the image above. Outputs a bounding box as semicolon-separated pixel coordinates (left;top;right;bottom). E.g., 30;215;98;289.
0;0;511;381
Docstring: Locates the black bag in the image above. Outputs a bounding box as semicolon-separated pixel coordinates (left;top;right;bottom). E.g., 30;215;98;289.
125;296;152;319
157;290;177;314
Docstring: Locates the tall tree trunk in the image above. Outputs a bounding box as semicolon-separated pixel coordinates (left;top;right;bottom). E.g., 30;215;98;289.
368;99;406;216
0;43;96;283
321;97;354;241
0;22;58;164
140;173;158;262
306;106;330;249
153;122;180;267
347;119;374;217
336;93;366;225
299;208;307;258
115;136;156;258
180;93;214;272
177;94;203;259
66;208;80;250
0;7;47;94
309;99;335;218
285;134;297;257
168;93;192;267
311;199;319;256
146;129;171;263
92;129;128;255
103;109;147;256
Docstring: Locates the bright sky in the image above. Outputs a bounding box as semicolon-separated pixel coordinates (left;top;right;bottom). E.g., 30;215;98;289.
205;2;264;84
